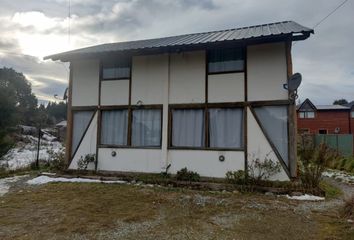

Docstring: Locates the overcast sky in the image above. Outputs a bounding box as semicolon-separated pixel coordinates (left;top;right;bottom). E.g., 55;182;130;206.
0;0;353;104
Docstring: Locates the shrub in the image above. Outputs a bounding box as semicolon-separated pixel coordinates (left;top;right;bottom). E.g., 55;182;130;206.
225;170;246;184
77;154;95;171
342;195;354;219
176;167;200;182
48;149;66;172
298;143;334;188
248;156;281;183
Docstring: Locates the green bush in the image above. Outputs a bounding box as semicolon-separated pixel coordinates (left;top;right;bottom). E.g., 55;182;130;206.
48;150;66;172
248;156;281;184
225;170;246;184
176;167;200;182
77;154;95;171
298;143;334;188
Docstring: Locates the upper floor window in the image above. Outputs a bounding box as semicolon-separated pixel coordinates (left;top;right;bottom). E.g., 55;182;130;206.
102;57;131;80
351;111;354;118
299;111;315;119
207;48;244;74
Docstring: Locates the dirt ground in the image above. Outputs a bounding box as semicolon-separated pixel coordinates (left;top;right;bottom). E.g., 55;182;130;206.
0;176;353;240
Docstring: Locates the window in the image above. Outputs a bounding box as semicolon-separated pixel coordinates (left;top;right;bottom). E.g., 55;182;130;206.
208;48;244;73
172;109;205;147
319;129;327;134
72;111;94;155
102;58;131;80
101;110;128;146
170;107;244;149
299;111;315;118
351;111;354;118
209;108;243;148
254;106;289;166
132;109;161;147
100;107;162;148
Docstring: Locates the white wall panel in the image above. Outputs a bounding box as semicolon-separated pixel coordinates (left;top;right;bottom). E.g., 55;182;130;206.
101;80;129;106
72;60;99;106
169;51;205;103
131;54;168;105
97;148;163;173
168;150;244;178
208;73;244;103
247;108;289;181
247;43;288;101
69;111;97;170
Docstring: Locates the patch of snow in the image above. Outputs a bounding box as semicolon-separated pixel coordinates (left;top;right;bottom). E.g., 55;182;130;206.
285;194;325;201
0;134;64;170
0;175;29;197
323;169;354;184
27;176;127;185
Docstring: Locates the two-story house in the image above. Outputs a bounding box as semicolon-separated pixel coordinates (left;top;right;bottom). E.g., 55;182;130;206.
45;21;313;181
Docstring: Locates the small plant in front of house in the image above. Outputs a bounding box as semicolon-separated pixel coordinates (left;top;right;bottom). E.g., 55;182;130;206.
176;167;200;182
298;143;334;188
48;149;66;172
225;170;246;185
77;154;96;171
247;155;281;184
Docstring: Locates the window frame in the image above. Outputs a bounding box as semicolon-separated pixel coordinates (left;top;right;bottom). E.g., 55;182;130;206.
299;110;315;119
168;103;245;151
207;47;245;75
318;129;328;134
101;57;132;81
99;105;163;149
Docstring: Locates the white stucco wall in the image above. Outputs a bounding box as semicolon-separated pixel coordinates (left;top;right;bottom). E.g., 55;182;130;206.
131;54;168;105
247;42;288;101
208;73;245;103
168;150;244;178
97;148;163;173
100;80;129;106
69;111;97;170
247;108;289;181
72;59;99;106
169;51;205;103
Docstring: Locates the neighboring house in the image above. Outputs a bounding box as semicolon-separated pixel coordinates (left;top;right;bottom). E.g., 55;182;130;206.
55;120;67;141
297;98;353;134
45;21;313;180
346;101;354;132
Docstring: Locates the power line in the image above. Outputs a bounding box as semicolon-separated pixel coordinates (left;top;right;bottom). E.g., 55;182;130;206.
312;0;349;29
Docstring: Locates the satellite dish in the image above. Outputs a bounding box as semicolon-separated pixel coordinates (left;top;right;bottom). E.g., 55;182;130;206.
284;73;302;91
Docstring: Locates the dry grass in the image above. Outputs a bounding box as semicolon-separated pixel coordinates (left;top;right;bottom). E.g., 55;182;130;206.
0;182;353;240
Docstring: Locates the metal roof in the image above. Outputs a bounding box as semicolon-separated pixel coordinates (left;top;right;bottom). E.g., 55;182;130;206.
316;105;350;110
45;20;313;61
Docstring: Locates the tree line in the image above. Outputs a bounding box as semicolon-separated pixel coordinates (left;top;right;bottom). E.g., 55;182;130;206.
0;67;67;156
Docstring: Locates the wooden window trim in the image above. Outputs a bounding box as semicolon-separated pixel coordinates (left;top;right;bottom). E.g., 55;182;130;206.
98;105;163;149
207;47;246;74
168;104;245;151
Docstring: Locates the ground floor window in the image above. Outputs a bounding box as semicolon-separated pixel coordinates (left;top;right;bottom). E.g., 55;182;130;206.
318;129;328;134
100;107;162;148
101;109;128;146
209;108;243;148
72;110;95;155
172;109;205;147
132;109;161;147
170;106;244;149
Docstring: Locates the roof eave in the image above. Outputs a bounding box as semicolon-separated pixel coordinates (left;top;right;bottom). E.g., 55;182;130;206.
44;31;313;62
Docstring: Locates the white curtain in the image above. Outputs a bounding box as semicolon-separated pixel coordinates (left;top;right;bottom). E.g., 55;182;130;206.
209;108;243;148
254;106;289;166
72;111;94;155
101;110;128;145
172;109;205;147
132;109;161;147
